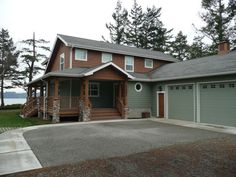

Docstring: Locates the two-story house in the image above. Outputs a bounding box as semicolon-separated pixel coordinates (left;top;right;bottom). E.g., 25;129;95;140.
22;34;236;127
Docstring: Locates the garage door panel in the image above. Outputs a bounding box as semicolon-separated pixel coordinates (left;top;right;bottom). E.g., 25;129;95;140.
200;82;236;127
168;85;194;121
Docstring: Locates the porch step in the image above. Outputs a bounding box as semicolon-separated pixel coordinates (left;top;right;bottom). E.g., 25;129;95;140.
91;108;121;120
25;107;38;117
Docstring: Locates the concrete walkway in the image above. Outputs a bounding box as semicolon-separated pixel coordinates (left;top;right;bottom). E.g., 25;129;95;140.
0;127;42;175
0;118;235;175
151;118;236;135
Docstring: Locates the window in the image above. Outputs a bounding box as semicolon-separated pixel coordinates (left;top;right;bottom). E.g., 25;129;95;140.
170;86;174;90
188;85;193;89
202;85;207;89
89;82;99;97
134;82;142;92
182;86;186;90
102;53;112;63
144;59;153;68
125;56;134;72
229;83;235;88
211;84;216;88
75;49;87;61
176;86;179;90
60;53;65;70
219;84;225;88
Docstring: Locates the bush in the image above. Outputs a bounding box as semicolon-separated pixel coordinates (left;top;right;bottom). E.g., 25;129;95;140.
0;104;22;110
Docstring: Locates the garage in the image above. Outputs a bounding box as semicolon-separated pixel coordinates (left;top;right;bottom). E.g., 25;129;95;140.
168;84;194;121
199;82;236;127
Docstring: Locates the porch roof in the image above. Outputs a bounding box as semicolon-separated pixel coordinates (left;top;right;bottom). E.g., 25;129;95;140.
27;62;134;86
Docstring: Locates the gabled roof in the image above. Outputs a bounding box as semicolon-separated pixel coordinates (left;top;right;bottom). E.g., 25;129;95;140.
57;34;177;62
148;50;236;81
27;62;134;86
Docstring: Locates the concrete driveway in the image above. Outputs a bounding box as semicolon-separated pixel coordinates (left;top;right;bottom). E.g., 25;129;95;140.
23;119;232;167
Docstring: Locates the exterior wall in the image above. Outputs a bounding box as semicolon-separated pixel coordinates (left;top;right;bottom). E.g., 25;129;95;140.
151;74;236;123
51;43;70;71
127;81;152;118
89;81;114;108
71;48;170;73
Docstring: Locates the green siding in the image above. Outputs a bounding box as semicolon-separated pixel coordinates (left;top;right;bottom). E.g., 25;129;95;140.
168;85;194;121
200;82;236;126
90;81;114;108
128;82;152;108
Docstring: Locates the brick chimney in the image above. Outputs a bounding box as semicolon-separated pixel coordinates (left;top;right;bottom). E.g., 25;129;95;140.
218;41;230;55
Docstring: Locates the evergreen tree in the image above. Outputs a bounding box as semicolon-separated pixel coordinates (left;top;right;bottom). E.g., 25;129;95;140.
169;31;190;60
197;0;236;47
103;0;128;44
19;33;50;86
188;36;215;59
0;28;19;107
126;0;144;47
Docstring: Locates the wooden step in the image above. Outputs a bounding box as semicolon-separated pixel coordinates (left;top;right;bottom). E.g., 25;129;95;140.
91;108;121;120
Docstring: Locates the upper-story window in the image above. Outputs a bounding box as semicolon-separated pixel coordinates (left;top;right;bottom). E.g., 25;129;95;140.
75;49;87;61
102;52;112;63
145;59;153;68
125;56;134;72
60;53;65;70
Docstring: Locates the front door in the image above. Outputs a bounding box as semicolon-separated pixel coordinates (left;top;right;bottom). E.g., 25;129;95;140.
157;92;164;118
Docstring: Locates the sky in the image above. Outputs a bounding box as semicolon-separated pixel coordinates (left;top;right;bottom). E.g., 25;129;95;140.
0;0;203;92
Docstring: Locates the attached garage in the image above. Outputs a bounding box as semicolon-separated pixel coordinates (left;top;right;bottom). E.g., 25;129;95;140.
167;84;195;121
199;82;236;127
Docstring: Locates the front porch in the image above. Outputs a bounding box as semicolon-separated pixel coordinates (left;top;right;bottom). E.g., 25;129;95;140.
21;63;131;122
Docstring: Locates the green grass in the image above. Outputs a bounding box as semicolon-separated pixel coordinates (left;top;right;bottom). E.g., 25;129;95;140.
0;109;52;127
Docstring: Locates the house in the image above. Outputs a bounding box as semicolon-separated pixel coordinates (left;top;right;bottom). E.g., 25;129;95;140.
21;34;236;127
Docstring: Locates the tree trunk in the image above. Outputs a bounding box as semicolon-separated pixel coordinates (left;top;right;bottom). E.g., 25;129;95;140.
1;75;4;108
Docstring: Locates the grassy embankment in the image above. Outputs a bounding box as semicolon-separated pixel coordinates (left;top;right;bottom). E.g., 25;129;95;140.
0;109;51;127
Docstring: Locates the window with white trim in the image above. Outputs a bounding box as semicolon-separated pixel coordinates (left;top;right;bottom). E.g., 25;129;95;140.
125;56;134;72
102;53;112;63
60;53;65;70
144;59;153;68
89;82;99;97
135;82;142;92
75;49;87;61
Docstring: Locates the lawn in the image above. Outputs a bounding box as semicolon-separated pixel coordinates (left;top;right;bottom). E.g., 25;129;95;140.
0;109;51;127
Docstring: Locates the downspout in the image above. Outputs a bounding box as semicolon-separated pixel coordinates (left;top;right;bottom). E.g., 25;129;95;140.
41;78;47;119
69;47;73;69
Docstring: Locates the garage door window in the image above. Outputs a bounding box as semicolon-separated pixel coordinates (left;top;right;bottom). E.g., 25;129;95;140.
188;86;193;89
219;84;225;88
229;83;235;88
211;84;216;88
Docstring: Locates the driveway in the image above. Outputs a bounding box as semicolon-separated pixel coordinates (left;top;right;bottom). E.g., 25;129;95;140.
23;120;233;167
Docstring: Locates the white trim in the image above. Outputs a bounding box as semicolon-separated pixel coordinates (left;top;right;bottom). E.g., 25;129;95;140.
165;85;168;118
134;82;142;92
196;83;200;123
69;47;72;68
144;59;153;69
75;49;87;61
101;52;112;63
60;53;65;70
197;79;236;84
57;35;69;46
156;91;165;117
84;62;135;79
125;56;134;72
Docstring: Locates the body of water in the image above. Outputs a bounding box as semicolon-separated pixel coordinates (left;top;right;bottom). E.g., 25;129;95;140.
2;98;26;105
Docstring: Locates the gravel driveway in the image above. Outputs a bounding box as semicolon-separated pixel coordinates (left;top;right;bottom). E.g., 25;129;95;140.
23;120;232;167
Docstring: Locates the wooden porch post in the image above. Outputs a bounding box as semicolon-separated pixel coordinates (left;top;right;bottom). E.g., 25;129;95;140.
84;79;89;107
28;87;32;100
54;79;59;98
52;79;60;123
34;87;37;98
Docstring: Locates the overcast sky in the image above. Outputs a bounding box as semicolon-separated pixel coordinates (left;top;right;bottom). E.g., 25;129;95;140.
0;0;203;92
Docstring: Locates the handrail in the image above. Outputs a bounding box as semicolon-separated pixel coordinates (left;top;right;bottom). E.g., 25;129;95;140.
21;97;38;117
